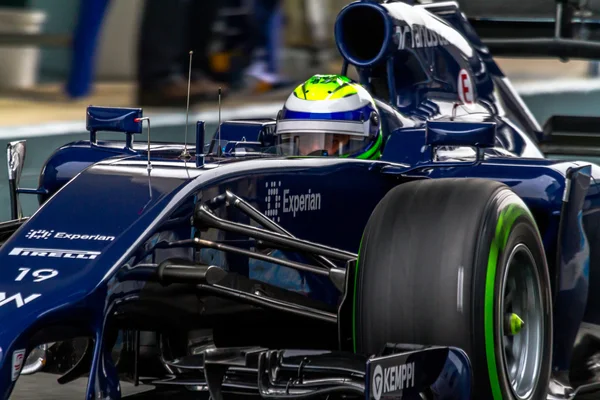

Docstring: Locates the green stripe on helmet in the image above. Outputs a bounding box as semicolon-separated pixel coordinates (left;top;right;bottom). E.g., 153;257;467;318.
293;74;358;101
357;134;383;160
339;133;382;160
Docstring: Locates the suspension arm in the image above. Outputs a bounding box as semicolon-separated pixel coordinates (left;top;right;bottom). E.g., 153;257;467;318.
194;204;357;262
218;190;339;271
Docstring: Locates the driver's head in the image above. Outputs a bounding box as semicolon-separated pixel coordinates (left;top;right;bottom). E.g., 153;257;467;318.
274;74;382;159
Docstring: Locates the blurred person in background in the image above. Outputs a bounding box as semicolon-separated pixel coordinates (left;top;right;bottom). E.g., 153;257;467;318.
209;0;257;91
244;0;336;92
208;0;291;94
136;0;227;107
245;0;292;93
305;0;331;68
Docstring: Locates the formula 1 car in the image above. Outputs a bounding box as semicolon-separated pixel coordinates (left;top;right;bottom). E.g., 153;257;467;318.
5;0;600;399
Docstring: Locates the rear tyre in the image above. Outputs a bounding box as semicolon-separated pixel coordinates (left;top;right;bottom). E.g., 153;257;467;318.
354;178;552;399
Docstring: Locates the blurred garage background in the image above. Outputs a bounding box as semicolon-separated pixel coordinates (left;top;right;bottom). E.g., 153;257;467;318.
0;0;593;125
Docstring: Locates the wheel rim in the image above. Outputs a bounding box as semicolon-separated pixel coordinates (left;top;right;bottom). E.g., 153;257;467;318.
501;243;544;399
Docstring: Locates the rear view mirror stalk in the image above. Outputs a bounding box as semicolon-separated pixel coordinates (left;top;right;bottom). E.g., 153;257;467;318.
7;140;26;220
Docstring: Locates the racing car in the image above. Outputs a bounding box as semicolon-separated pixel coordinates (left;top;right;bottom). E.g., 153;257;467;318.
3;0;600;399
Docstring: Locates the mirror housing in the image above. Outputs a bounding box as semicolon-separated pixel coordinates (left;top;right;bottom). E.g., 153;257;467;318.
425;121;496;148
86;106;143;150
7;140;26;220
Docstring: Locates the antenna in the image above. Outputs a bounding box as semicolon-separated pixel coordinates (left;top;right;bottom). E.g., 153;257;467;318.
181;50;193;159
451;103;459;121
217;87;223;157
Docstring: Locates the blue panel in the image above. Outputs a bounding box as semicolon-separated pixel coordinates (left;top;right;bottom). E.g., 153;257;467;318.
426;121;496;148
0;160;192;397
86;106;143;134
381;128;429;165
220;120;275;142
209;120;276;154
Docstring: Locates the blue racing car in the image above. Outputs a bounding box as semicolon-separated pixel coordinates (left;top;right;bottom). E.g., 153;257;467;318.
3;0;600;399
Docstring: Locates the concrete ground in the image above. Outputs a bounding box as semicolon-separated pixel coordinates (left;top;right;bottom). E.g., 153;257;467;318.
11;374;151;399
0;81;293;128
0;56;593;128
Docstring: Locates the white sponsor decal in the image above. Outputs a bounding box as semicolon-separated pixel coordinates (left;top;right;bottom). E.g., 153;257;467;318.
0;292;41;309
26;229;115;242
372;365;383;400
264;181;282;222
387;362;415;395
283;189;321;217
25;230;52;240
373;362;416;399
15;268;59;283
11;349;25;381
265;181;322;221
458;68;474;105
395;24;450;50
9;247;101;260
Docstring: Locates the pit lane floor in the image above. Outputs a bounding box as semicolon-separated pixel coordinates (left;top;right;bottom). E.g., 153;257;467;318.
12;374;151;399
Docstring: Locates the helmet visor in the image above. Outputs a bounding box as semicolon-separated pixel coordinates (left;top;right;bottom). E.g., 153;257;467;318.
278;132;366;157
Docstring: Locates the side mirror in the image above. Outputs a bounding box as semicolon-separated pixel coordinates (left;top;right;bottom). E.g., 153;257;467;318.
425;121;496;148
7;140;26;220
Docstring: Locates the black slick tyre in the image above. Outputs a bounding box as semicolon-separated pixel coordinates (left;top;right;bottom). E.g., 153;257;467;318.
354;178;552;400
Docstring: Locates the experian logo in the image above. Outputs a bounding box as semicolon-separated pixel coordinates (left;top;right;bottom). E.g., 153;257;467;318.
25;230;115;241
264;181;322;220
283;189;321;217
9;247;101;260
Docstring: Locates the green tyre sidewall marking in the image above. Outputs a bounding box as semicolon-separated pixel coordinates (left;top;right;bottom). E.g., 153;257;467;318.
352;234;364;353
485;202;534;400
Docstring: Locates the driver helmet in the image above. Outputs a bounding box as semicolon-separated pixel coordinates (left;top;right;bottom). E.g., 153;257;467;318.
274;74;382;159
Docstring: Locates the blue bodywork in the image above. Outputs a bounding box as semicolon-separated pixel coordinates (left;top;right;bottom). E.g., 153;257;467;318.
0;1;598;398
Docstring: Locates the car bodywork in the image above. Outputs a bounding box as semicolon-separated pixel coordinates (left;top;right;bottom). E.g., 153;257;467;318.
2;0;600;399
